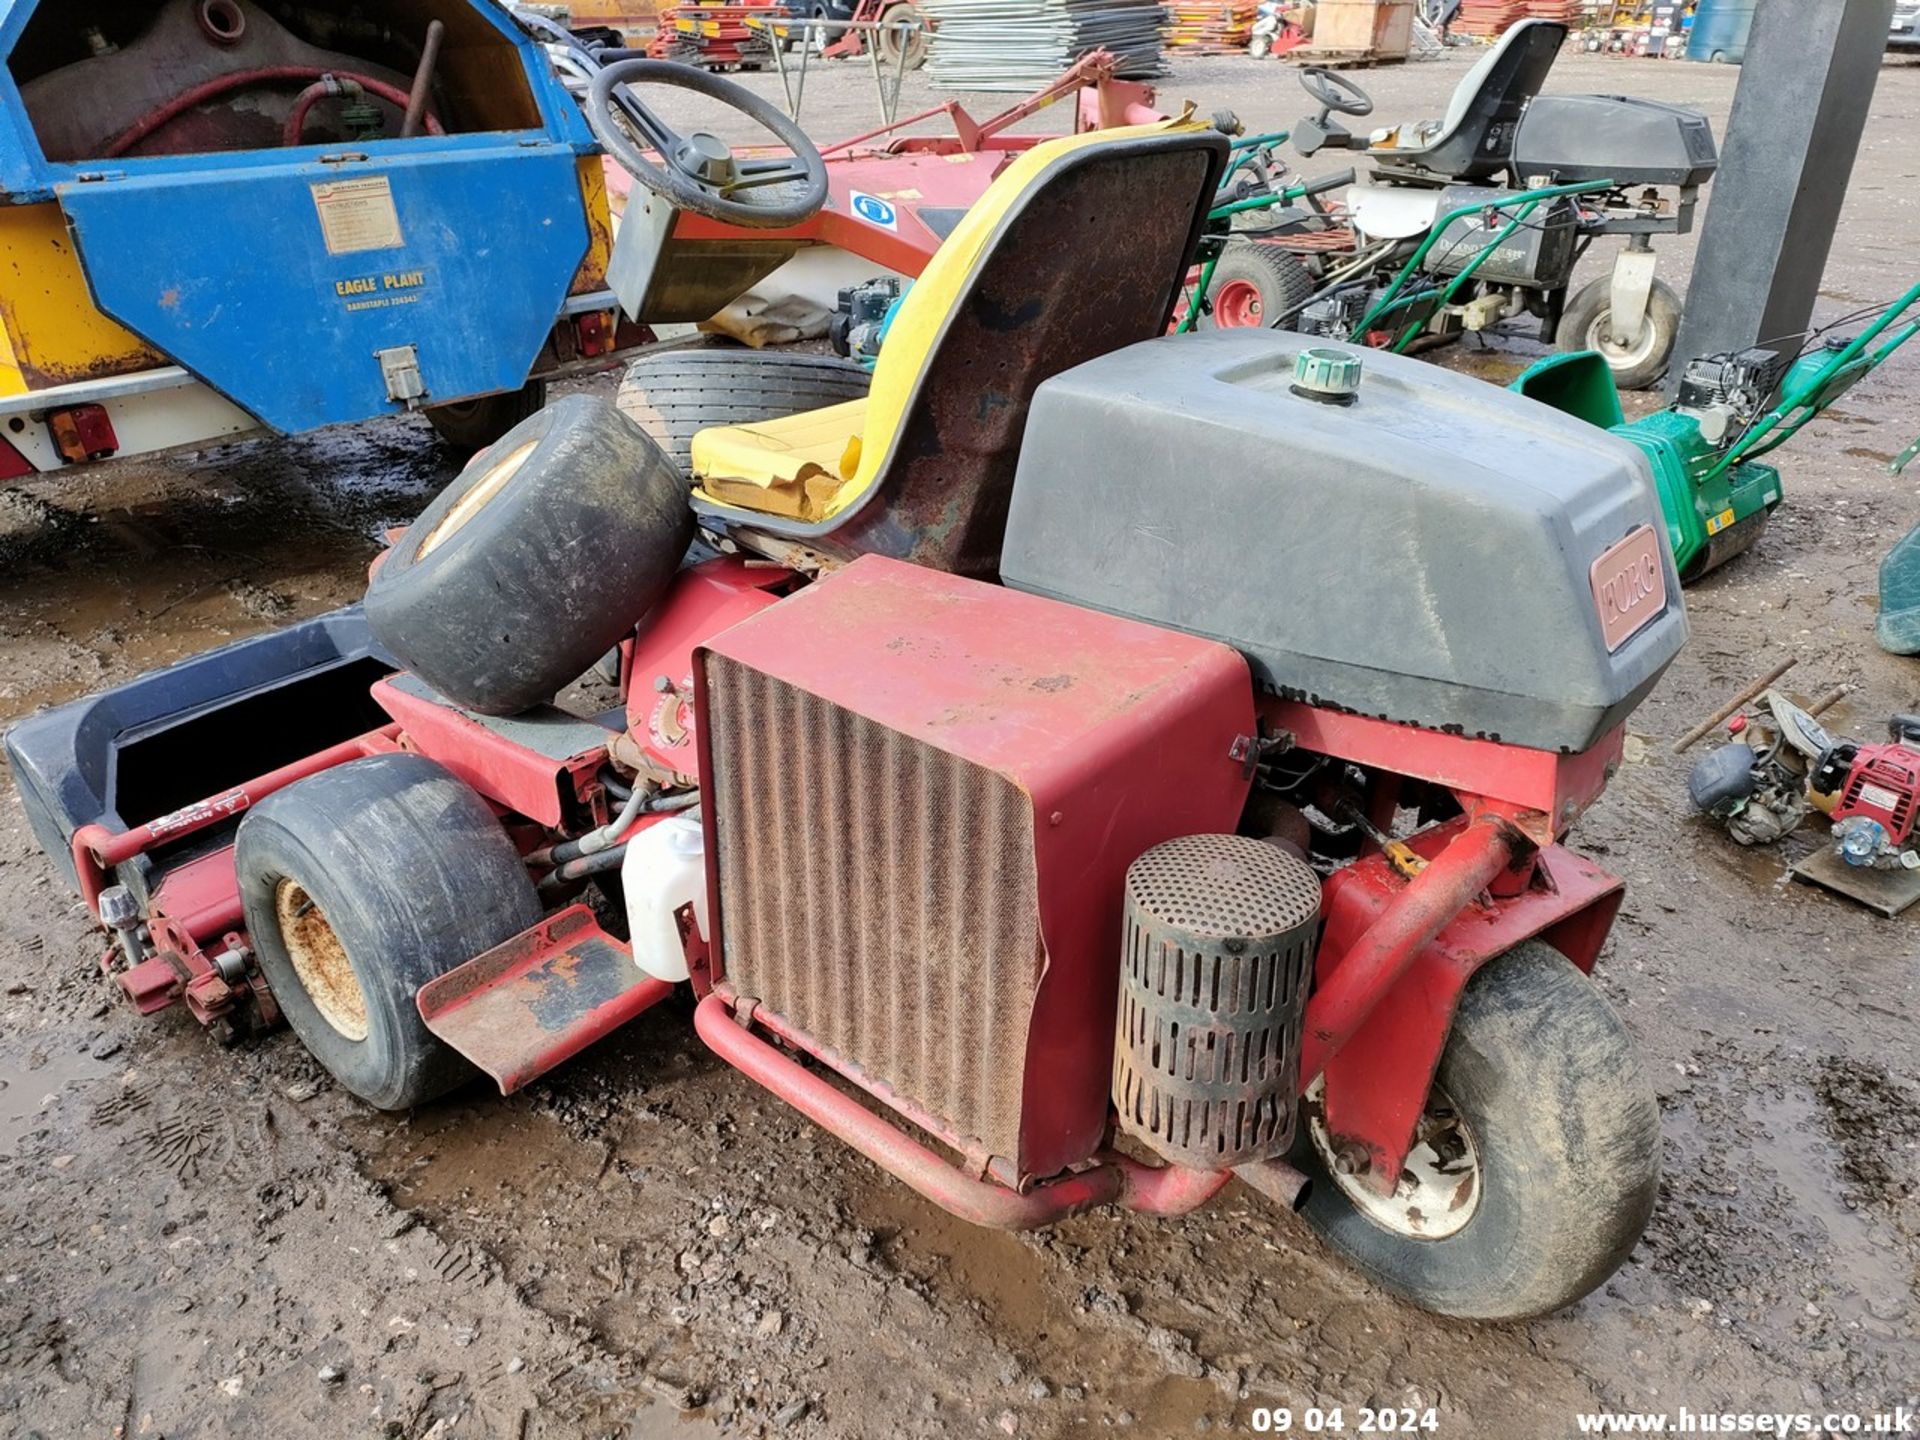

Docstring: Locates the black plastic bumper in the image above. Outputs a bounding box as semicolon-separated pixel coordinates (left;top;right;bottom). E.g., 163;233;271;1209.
4;606;395;893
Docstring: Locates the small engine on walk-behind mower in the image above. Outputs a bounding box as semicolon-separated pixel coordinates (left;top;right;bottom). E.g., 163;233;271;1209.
6;113;1688;1324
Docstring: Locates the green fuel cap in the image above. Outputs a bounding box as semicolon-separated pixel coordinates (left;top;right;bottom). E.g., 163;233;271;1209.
1292;347;1363;405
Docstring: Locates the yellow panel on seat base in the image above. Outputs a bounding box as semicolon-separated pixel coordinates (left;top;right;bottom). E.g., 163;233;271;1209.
691;398;867;522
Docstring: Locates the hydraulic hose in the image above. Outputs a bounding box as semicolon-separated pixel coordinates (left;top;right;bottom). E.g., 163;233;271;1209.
537;843;631;895
103;66;444;158
529;789;701;869
284;72;446;147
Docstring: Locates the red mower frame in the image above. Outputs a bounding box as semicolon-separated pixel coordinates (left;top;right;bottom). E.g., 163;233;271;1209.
68;552;1633;1220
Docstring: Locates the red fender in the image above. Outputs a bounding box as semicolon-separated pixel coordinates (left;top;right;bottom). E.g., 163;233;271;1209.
1310;817;1626;1194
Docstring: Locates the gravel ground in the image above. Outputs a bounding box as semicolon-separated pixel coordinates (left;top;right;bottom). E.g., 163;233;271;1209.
2;46;1918;1440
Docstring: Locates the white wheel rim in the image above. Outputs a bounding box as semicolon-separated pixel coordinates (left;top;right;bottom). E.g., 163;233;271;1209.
276;879;369;1042
1307;1077;1482;1240
1585;310;1661;370
418;438;537;558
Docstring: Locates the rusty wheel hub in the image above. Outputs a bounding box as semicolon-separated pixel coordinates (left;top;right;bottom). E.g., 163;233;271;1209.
275;879;369;1042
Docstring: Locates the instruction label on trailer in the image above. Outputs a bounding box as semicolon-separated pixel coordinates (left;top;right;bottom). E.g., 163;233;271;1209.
312;176;406;255
850;191;899;232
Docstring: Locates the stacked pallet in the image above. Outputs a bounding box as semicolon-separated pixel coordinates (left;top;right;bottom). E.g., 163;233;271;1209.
1452;0;1526;34
921;0;1168;90
1523;0;1577;18
1165;0;1259;51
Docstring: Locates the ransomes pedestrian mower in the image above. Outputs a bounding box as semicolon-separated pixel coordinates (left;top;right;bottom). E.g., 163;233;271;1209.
1509;278;1920;581
6;72;1690;1320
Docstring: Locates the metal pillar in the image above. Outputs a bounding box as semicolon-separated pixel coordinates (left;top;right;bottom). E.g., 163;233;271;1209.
1667;0;1896;394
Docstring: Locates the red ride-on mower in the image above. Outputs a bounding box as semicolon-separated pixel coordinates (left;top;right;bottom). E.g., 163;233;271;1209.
7;78;1687;1320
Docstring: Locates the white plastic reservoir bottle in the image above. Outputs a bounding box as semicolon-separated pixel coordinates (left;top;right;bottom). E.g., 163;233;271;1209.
621;812;710;982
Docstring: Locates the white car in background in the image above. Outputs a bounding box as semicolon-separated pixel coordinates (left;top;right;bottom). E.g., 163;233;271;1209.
1893;0;1920;52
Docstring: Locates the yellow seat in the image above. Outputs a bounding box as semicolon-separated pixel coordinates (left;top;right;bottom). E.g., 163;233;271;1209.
690;117;1230;578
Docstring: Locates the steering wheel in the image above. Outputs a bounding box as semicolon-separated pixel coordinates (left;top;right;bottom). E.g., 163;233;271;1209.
1299;67;1375;118
587;60;828;230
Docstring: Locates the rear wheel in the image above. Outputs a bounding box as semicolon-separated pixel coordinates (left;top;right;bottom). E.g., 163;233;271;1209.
1199;239;1319;331
237;754;542;1110
1291;942;1659;1319
1558;276;1683;391
615;345;873;470
425;380;548;453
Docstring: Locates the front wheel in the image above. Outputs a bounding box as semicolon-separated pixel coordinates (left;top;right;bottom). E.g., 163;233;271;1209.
1291;942;1660;1320
1558;276;1683;391
236;754;543;1110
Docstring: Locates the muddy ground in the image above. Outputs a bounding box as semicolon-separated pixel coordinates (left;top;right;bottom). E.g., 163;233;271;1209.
4;47;1920;1440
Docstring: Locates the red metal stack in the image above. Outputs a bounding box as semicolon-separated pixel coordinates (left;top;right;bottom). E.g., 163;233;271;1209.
648;6;682;56
1522;0;1576;17
1453;0;1527;36
659;1;788;68
1164;1;1259;52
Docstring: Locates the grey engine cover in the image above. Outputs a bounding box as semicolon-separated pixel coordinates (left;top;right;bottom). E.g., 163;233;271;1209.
1511;95;1719;188
999;331;1687;754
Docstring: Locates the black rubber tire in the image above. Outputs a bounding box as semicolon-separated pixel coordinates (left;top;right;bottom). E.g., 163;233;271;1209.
1557;275;1684;391
425;380;548;452
1291;943;1660;1320
1198;238;1320;331
615;345;872;471
366;393;694;716
236;754;542;1111
876;2;930;69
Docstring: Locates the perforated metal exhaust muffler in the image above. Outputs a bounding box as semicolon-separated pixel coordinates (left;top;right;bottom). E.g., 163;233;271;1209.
1113;834;1321;1172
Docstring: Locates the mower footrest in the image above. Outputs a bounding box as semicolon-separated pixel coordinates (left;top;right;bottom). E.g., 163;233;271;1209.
416;905;673;1095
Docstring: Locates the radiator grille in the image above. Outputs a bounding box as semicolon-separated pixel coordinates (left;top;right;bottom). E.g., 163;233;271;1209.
703;653;1044;1160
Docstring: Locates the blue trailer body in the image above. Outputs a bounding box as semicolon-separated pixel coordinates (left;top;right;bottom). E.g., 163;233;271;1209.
0;0;606;433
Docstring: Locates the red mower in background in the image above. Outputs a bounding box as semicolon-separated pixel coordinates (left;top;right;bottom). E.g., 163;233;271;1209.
8;67;1687;1323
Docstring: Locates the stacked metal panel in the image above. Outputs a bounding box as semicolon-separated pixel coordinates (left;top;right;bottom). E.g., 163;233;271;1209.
922;0;1170;90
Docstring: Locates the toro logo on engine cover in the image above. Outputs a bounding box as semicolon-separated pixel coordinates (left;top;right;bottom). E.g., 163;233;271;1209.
1590;525;1667;652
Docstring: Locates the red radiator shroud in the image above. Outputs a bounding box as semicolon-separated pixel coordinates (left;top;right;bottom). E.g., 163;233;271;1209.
693;555;1255;1181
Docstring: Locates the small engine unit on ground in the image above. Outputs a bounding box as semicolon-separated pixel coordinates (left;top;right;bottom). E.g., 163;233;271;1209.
1825;740;1920;868
1113;834;1319;1171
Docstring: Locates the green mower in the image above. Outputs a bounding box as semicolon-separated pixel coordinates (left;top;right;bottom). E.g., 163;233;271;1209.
1513;278;1920;583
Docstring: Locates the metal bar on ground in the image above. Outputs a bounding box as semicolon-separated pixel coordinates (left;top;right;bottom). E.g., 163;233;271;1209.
1672;657;1798;752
